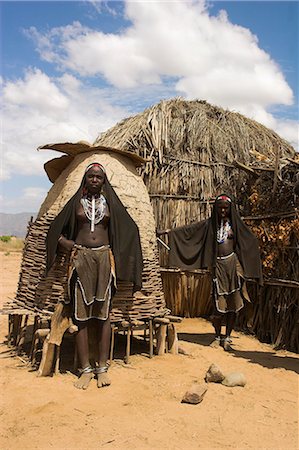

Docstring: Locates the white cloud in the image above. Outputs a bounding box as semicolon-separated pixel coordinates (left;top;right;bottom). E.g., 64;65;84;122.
0;187;48;213
21;0;297;147
26;1;293;107
2;0;298;206
1;68;130;180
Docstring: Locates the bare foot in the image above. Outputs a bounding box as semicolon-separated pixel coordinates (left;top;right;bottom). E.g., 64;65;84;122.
74;368;93;390
96;372;111;388
210;337;221;348
223;338;232;352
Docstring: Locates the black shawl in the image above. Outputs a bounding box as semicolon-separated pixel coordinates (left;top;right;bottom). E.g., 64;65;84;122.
169;195;263;285
46;174;143;289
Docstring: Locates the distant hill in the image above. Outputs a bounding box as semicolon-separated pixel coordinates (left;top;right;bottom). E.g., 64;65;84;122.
0;213;36;238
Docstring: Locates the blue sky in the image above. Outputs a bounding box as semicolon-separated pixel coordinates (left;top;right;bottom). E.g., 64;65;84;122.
1;0;298;213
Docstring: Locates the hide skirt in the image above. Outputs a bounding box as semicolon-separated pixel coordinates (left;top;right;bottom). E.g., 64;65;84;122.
213;252;249;314
68;245;116;321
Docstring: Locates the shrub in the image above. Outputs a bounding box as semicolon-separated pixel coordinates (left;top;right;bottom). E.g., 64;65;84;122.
0;235;12;243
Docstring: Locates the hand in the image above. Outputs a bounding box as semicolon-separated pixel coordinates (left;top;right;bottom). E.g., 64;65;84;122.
58;235;75;252
156;229;170;236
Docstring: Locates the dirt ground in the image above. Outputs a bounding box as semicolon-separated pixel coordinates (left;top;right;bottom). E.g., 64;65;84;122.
0;251;298;450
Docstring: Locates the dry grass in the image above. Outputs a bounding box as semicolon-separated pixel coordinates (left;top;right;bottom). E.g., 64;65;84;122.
0;237;24;252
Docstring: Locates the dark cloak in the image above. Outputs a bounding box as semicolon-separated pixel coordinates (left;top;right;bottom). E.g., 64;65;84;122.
46;173;143;290
168;195;263;285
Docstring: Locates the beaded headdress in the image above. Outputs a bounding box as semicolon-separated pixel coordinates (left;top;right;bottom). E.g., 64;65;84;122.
216;194;231;203
85;162;106;174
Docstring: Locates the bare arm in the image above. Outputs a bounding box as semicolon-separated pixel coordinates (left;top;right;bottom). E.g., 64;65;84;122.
58;235;75;252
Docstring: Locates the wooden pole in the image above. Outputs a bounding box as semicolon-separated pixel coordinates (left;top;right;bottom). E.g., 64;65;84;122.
110;324;115;365
149;319;153;358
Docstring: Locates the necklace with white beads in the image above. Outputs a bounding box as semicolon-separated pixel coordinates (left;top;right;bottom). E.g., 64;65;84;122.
80;194;108;232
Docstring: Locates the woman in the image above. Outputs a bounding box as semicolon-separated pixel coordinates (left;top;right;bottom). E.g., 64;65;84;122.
46;162;143;389
162;194;263;351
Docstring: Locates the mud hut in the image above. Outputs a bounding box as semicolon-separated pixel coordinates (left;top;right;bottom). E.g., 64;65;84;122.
4;144;180;373
94;98;298;352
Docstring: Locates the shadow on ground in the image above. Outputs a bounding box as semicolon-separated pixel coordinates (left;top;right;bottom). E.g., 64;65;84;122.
178;332;299;374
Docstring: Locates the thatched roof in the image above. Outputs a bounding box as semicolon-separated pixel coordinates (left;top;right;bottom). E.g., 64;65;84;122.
93;98;296;229
94;98;295;163
93;99;299;354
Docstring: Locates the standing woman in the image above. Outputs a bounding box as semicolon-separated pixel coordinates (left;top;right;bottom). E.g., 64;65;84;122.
164;194;263;351
46;163;143;389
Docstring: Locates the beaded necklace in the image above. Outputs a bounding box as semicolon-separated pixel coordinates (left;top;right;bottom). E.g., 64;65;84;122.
80;194;108;232
217;220;232;244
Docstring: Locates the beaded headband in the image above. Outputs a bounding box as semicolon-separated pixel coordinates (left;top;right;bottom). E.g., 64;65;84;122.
216;195;231;203
85;162;106;174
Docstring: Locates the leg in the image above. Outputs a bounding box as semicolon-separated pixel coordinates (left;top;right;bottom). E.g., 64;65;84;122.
74;322;93;390
95;318;111;388
210;313;222;348
225;312;236;338
223;312;236;351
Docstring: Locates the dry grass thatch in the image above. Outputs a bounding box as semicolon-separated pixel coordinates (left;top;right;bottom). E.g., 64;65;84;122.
94;98;298;352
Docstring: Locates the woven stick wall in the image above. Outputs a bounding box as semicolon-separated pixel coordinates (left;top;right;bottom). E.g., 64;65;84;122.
94;98;299;352
13;150;167;322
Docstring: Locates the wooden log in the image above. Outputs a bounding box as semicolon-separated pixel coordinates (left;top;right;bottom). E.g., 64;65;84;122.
167;323;179;354
12;315;22;346
31;328;50;366
37;332;57;377
54;345;61;375
17;314;29;354
153;317;170;325
7;314;13;344
48;303;72;346
125;327;131;364
29;316;40;360
149;319;153;359
156;324;167;355
166;315;182;323
130;319;145;327
110;324;115;364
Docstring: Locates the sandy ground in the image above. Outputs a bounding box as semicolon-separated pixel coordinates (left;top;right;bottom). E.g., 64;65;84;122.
0;251;298;450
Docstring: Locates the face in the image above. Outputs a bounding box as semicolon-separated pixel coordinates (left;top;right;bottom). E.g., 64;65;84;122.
84;166;105;194
216;200;231;220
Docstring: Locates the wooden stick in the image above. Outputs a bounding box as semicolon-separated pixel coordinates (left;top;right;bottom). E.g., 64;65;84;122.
54;345;60;375
149;319;153;359
110;324;115;365
125;327;131;364
243;211;296;220
156;324;167;355
167;315;183;323
17;315;29;354
153;317;170;325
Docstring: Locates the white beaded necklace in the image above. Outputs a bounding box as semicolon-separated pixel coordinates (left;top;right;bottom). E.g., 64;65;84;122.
80;194;108;232
217;220;231;244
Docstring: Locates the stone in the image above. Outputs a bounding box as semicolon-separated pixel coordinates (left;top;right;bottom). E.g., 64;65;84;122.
181;384;208;404
178;345;190;356
222;372;247;387
205;363;225;383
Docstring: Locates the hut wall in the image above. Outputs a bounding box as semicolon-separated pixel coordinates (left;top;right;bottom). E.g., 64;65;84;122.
14;151;167;321
94;99;298;352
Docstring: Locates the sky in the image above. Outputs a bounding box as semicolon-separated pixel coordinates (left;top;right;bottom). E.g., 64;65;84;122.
1;0;298;213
